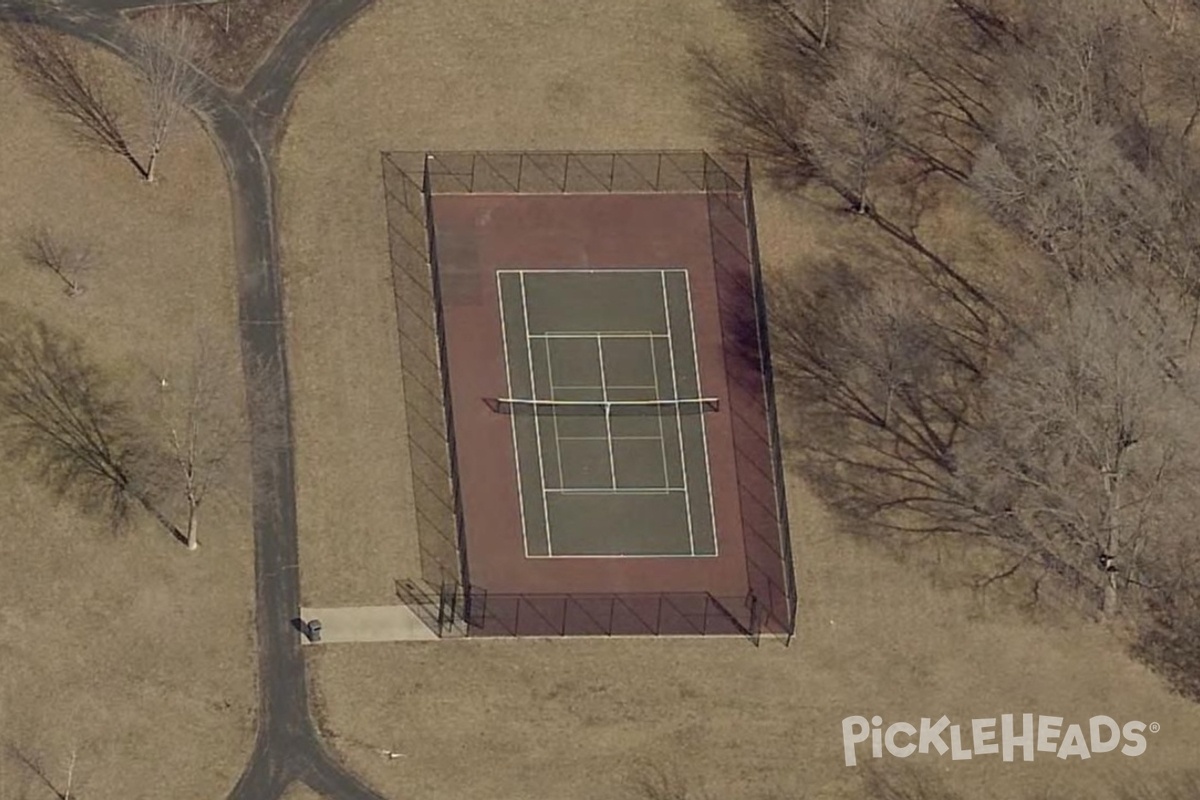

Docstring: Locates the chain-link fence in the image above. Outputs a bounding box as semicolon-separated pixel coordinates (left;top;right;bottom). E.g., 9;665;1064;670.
382;151;796;642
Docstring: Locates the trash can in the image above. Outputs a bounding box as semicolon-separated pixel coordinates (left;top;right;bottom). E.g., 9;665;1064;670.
307;619;322;643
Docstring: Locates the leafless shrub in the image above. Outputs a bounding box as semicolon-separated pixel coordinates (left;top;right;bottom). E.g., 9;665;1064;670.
18;225;95;296
627;764;712;800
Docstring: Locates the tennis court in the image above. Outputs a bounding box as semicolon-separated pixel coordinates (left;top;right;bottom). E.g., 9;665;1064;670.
494;269;718;557
382;151;797;638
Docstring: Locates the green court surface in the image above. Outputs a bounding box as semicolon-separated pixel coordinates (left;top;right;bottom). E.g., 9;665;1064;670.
496;269;717;557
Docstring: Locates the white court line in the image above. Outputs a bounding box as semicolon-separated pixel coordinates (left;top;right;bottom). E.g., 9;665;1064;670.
519;272;554;557
661;271;696;556
526;552;715;560
681;271;719;557
543;337;566;491
496;272;531;559
509;268;689;275
596;335;617;490
529;332;671;340
557;435;664;442
494;397;717;407
533;384;658;391
544;487;684;495
647;333;671;490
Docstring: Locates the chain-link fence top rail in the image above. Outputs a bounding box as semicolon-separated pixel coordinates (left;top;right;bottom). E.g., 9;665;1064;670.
381;153;462;588
410;151;747;195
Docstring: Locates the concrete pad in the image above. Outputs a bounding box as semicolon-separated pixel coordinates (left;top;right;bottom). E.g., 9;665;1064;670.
298;605;439;644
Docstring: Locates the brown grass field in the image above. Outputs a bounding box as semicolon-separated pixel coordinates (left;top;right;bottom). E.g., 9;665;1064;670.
0;47;255;800
276;2;1200;799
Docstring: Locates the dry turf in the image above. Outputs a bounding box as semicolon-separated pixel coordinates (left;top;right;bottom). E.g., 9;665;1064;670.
271;2;1200;799
0;47;255;800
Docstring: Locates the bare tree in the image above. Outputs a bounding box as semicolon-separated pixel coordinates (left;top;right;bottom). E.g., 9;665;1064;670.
130;10;210;183
1;11;209;183
0;310;181;541
5;743;81;800
148;335;247;551
0;21;145;177
802;49;910;213
17;225;95;296
959;280;1200;617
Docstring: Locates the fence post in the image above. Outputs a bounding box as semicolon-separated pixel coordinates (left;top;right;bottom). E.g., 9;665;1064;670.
436;583;445;635
608;596;616;636
655;595;664;634
513;596;522;637
702;595;710;636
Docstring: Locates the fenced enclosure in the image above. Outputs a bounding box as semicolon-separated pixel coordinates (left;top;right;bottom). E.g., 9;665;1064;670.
382;151;797;643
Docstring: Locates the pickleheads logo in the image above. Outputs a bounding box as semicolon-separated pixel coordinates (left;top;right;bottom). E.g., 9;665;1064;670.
842;715;1157;767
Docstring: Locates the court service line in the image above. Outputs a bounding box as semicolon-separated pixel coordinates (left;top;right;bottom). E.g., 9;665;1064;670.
496;273;531;559
556;435;663;442
526;551;718;560
514;268;689;275
682;272;720;558
543;336;567;491
530;384;659;391
544;487;683;495
661;271;697;556
528;332;670;340
519;272;554;557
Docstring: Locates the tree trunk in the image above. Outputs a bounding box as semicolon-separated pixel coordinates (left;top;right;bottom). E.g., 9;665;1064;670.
186;496;199;550
143;146;160;183
1101;467;1121;617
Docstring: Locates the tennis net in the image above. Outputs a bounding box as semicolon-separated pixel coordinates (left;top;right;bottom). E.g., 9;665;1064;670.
486;397;720;416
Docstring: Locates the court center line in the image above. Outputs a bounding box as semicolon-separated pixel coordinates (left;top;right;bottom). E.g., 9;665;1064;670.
496;272;531;559
596;335;617;490
519;272;554;557
662;270;696;556
681;271;719;558
543;336;567;491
